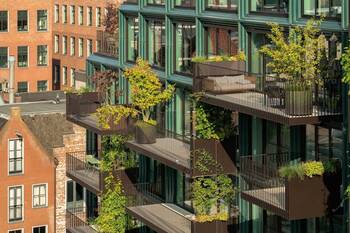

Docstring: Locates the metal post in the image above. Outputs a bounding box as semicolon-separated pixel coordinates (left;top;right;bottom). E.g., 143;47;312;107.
8;56;15;104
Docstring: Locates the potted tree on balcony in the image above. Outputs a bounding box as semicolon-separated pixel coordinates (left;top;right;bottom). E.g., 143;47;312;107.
96;58;175;144
260;19;325;116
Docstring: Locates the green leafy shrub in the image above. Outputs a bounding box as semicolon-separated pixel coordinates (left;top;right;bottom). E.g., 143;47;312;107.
302;161;324;178
323;159;337;174
341;46;350;85
192;52;245;63
279;163;305;180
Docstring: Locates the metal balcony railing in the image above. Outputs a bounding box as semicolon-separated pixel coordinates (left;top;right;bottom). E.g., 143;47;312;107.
96;30;119;58
66;207;98;233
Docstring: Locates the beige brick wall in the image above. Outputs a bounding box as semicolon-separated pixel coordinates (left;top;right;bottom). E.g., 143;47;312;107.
54;124;86;233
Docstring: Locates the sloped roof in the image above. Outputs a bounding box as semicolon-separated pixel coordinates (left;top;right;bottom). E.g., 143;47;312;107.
22;113;75;155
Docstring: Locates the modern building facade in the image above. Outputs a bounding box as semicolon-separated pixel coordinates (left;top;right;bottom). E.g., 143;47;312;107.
66;0;350;233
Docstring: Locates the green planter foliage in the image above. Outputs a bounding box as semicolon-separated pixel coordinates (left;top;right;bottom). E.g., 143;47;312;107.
96;176;127;233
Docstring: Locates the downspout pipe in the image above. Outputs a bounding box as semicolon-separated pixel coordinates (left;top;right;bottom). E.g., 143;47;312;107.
8;56;15;104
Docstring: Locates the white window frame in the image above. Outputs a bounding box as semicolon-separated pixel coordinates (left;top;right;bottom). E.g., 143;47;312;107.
8;137;24;175
78;6;83;25
87;6;92;26
78;38;83;57
32;225;48;233
54;4;59;23
8;228;24;233
87;39;92;57
62;36;67;55
70;37;75;56
32;183;48;208
96;7;101;27
54;35;59;53
8;185;24;223
62;5;67;24
70;5;75;24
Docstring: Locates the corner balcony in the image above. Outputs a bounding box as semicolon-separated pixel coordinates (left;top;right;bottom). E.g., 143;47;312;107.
240;153;341;220
127;183;237;233
66;207;98;233
193;62;342;125
125;129;237;177
66;151;102;194
66;92;135;135
96;30;118;59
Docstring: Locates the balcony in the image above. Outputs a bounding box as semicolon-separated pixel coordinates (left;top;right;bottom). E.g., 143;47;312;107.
240;153;341;220
66;92;135;135
127;183;236;233
96;30;118;59
193;62;342;125
66;151;102;194
66;207;98;233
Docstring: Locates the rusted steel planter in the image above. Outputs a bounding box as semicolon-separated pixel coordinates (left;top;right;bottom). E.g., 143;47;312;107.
66;92;101;116
191;138;236;177
191;220;229;233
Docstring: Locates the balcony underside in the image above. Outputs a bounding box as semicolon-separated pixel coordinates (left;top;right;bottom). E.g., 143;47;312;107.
127;203;192;233
66;169;101;194
241;187;289;220
67;114;129;136
126;138;191;173
201;93;341;126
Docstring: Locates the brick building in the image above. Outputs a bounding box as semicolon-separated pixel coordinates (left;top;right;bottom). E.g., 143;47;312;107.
0;100;86;233
0;0;120;95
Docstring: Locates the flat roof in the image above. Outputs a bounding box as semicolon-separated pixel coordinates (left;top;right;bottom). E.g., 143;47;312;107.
0;100;66;119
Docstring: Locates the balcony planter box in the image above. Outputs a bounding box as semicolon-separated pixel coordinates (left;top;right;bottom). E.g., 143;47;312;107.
114;167;139;196
135;121;157;144
66;92;101;116
107;116;136;135
192;138;236;177
284;173;340;220
193;61;245;92
285;89;312;116
191;220;229;233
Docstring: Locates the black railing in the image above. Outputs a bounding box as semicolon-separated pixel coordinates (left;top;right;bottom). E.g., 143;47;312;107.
66;207;98;233
96;30;119;58
193;62;342;118
240;153;290;210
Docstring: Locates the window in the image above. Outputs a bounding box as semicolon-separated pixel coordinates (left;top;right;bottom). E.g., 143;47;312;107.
9;138;23;174
0;11;8;32
33;226;47;233
206;26;239;57
54;35;59;53
17;46;28;67
303;0;341;19
175;0;195;7
54;4;59;23
33;184;47;208
78;38;83;57
17;82;28;93
37;10;48;31
37;80;48;92
62;5;67;23
0;47;8;68
9;229;23;233
127;16;139;62
62;36;67;55
206;0;238;11
87;7;92;26
70;37;75;56
78;6;83;25
70;68;76;87
147;20;165;68
67;181;85;209
250;0;288;14
62;66;67;85
87;39;92;56
96;7;101;27
174;23;196;74
9;186;23;222
70;5;75;24
147;0;165;5
37;45;48;66
17;11;28;31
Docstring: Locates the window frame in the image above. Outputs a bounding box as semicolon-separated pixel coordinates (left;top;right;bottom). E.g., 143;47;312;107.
32;225;48;233
32;184;48;208
126;15;139;63
205;0;238;12
17;81;28;93
37;10;48;32
37;45;48;66
146;18;166;70
0;47;9;68
8;138;24;175
0;11;9;32
248;0;289;17
37;80;48;92
17;10;28;32
301;0;341;20
8;228;23;233
8;185;24;223
17;46;28;68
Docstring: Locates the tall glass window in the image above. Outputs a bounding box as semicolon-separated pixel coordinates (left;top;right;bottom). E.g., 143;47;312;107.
175;0;195;8
303;0;341;19
17;10;28;31
206;0;238;11
0;47;8;68
37;45;48;66
206;26;239;57
147;20;166;69
37;10;48;31
0;11;8;32
127;16;139;62
17;46;28;67
250;0;289;14
174;23;196;74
